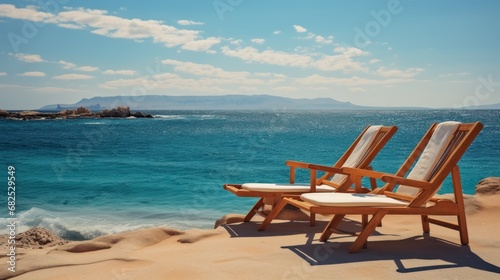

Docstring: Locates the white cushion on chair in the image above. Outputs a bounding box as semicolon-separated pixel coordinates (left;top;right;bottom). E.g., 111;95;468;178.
300;192;409;207
397;121;460;196
242;183;335;193
330;125;383;185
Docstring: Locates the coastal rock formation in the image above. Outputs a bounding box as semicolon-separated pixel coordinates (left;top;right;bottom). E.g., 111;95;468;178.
14;227;67;249
0;106;153;120
100;106;131;118
75;106;91;114
476;177;500;195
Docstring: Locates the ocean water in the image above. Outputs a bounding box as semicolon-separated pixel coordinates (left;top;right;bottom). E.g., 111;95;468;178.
1;110;498;240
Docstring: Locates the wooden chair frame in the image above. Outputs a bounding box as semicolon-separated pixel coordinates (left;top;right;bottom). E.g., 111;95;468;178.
223;125;398;224
258;122;483;253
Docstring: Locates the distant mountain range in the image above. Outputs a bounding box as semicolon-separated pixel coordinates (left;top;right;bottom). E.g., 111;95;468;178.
39;94;500;111
38;94;409;111
464;103;500;110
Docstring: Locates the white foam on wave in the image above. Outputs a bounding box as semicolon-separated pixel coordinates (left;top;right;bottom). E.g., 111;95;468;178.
153;114;225;120
0;207;222;240
153;115;186;120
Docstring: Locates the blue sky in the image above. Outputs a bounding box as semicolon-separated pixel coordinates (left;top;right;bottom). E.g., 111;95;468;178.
0;0;499;109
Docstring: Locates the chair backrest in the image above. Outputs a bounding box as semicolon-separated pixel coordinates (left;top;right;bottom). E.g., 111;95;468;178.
397;121;460;196
392;122;483;206
319;125;398;187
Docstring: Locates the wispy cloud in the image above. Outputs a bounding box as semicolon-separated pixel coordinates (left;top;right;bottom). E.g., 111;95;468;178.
19;71;46;77
221;46;312;68
101;59;288;92
13;53;45;63
221;46;368;72
296;74;416;87
251;38;265;44
0;4;220;53
293;25;307;33
59;60;76;69
376;67;424;78
103;69;137;76
273;30;281;35
177;19;204;26
52;74;94;80
75;66;99;72
0;72;6;76
314;35;333;44
180;37;221;53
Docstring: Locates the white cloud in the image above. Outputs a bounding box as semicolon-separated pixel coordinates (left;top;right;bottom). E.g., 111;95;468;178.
162;59;258;83
221;46;312;68
181;37;221;53
19;71;46;77
102;60;289;92
103;69;137;75
314;35;333;44
251;38;265;44
273;30;281;35
313;55;368;72
0;72;6;76
52;74;94;80
334;47;368;57
230;39;242;45
0;5;220;52
293;25;307;33
177;19;204;26
0;4;54;22
377;67;424;78
59;60;76;69
76;66;99;72
369;59;381;64
57;23;84;29
221;46;367;72
14;53;45;63
296;74;416;87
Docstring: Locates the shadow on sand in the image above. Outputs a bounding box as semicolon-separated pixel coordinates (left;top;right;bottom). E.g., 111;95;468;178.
223;218;500;275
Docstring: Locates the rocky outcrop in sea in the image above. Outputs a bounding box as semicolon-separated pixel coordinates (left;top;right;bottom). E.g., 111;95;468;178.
0;106;153;120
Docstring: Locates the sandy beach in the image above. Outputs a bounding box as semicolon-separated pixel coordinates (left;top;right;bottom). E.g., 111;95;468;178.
1;191;499;280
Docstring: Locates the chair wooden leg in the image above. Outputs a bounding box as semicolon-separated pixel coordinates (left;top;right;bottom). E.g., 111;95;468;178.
452;166;469;245
258;198;288;231
244;197;265;222
309;213;316;226
349;211;387;253
361;215;368;249
319;214;345;242
421;215;430;233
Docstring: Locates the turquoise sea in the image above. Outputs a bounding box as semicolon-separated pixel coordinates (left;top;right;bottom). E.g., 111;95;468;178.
1;110;499;240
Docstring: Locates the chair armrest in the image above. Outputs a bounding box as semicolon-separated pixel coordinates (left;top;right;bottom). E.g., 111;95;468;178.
308;164;343;174
286;160;316;184
381;175;433;190
341;167;388;179
285;160;310;169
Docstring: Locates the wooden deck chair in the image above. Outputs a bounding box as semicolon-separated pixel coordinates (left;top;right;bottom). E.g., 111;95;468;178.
259;121;483;253
223;125;398;224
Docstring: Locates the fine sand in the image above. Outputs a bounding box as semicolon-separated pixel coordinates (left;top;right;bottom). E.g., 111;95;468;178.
1;194;499;280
